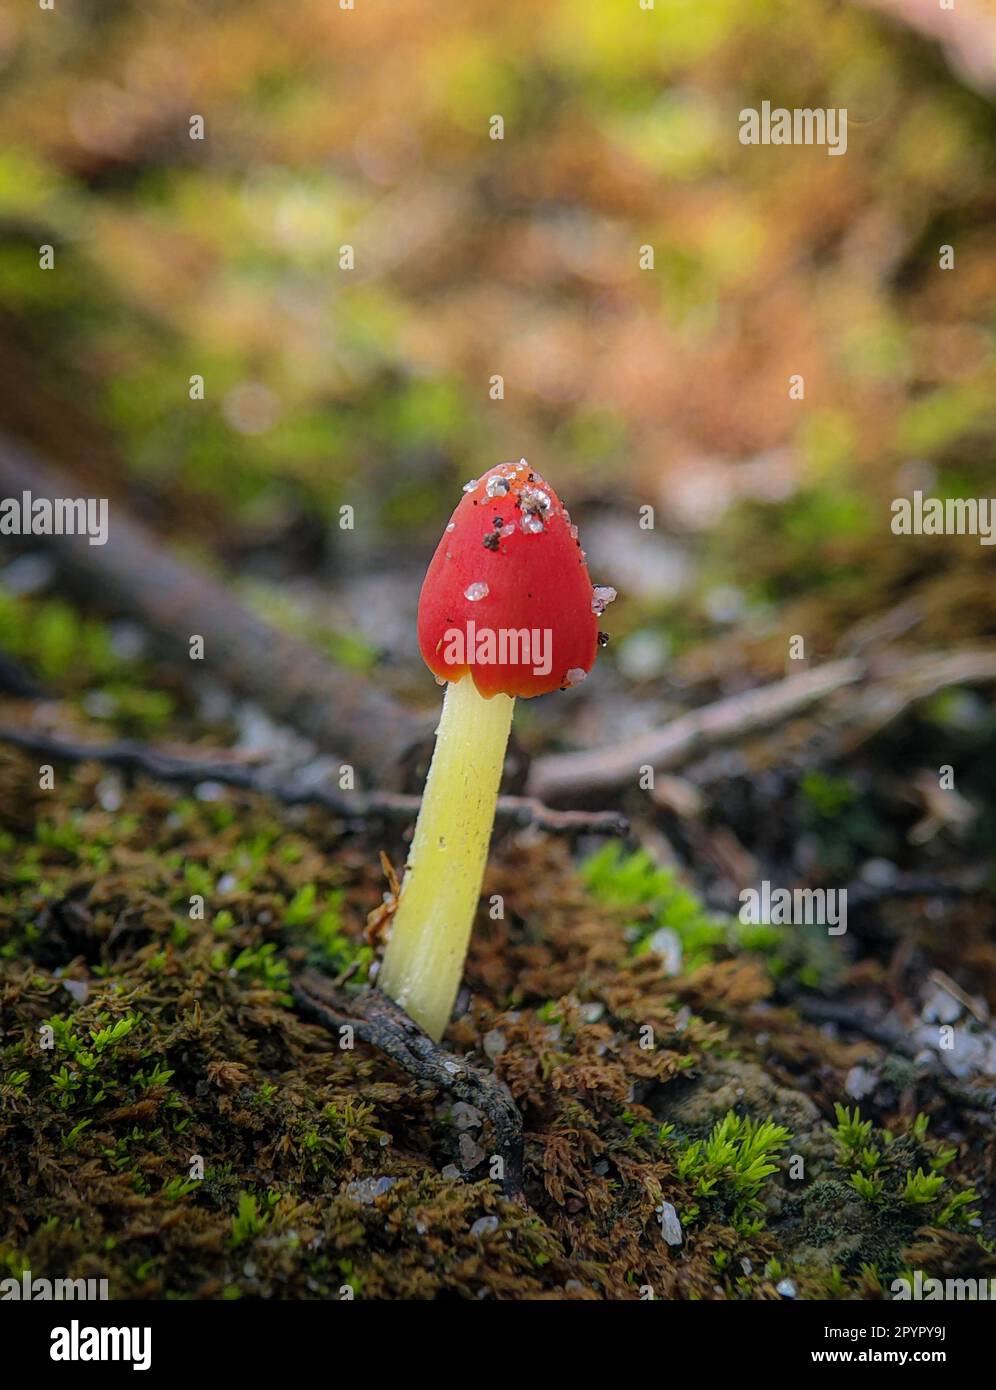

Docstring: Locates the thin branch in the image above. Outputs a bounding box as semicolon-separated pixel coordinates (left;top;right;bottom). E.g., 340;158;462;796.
530;657;864;801
292;970;525;1198
529;649;996;801
839;873;993;911
0;723;628;836
702;871;993;920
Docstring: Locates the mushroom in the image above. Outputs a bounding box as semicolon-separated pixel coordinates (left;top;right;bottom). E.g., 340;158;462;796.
378;459;613;1039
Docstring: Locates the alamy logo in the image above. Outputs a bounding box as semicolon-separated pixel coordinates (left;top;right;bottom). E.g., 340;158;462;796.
440;621;553;677
891;490;995;545
739;881;847;936
0;491;109;546
892;1271;996;1300
50;1320;151;1372
0;1270;108;1300
739;101;847;156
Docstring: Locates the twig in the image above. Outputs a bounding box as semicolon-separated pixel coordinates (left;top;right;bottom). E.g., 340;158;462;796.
799;996;916;1052
838;873;993;911
839;649;996;751
292;970;525;1198
702;871;992;920
528;649;996;801
530;658;864;800
0;723;627;836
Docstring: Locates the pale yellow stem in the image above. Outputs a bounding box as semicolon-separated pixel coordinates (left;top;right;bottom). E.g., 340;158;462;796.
378;675;514;1040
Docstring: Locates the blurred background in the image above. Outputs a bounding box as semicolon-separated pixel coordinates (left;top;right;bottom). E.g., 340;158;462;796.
0;0;994;859
3;0;996;1303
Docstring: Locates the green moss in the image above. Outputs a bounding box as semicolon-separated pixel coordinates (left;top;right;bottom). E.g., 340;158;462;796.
829;1105;978;1229
668;1110;790;1224
581;843;728;969
0;590;177;733
581;843;842;987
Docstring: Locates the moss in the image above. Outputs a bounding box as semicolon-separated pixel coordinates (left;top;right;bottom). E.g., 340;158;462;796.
581;843;842;988
669;1111;790;1227
781;1177;931;1282
0;750;991;1299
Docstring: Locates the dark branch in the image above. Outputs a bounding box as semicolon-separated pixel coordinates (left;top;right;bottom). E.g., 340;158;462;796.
292;970;525;1198
704;873;993;918
0;434;423;784
529;648;996;801
0;723;628;836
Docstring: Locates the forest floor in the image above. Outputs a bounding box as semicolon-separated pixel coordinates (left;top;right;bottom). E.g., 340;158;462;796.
1;583;994;1300
1;0;995;1303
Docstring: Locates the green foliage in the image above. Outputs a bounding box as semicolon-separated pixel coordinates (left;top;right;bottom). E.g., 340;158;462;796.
938;1189;980;1225
319;1100;384;1158
51;1065;81;1107
831;1103;874;1162
796;775;893;881
277;885;373;981
800;772;858;820
242;582;378;673
832;1106;977;1226
581;844;728;969
849;1171;885;1202
896;381;994;455
230;942;291;1001
902;1168;945;1206
582;843;840;986
60;1118;93;1150
0;592;172;732
230;1194;269;1245
89;1017;137;1052
284;883;318;926
184;862;214;897
35;1013;146;1114
162;1176;199;1202
0;591;116;685
674;1111;790;1220
132;1061;175;1091
911;1112;930;1143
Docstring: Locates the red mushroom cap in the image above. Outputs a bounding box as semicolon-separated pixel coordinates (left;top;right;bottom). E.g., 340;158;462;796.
417;460;608;699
